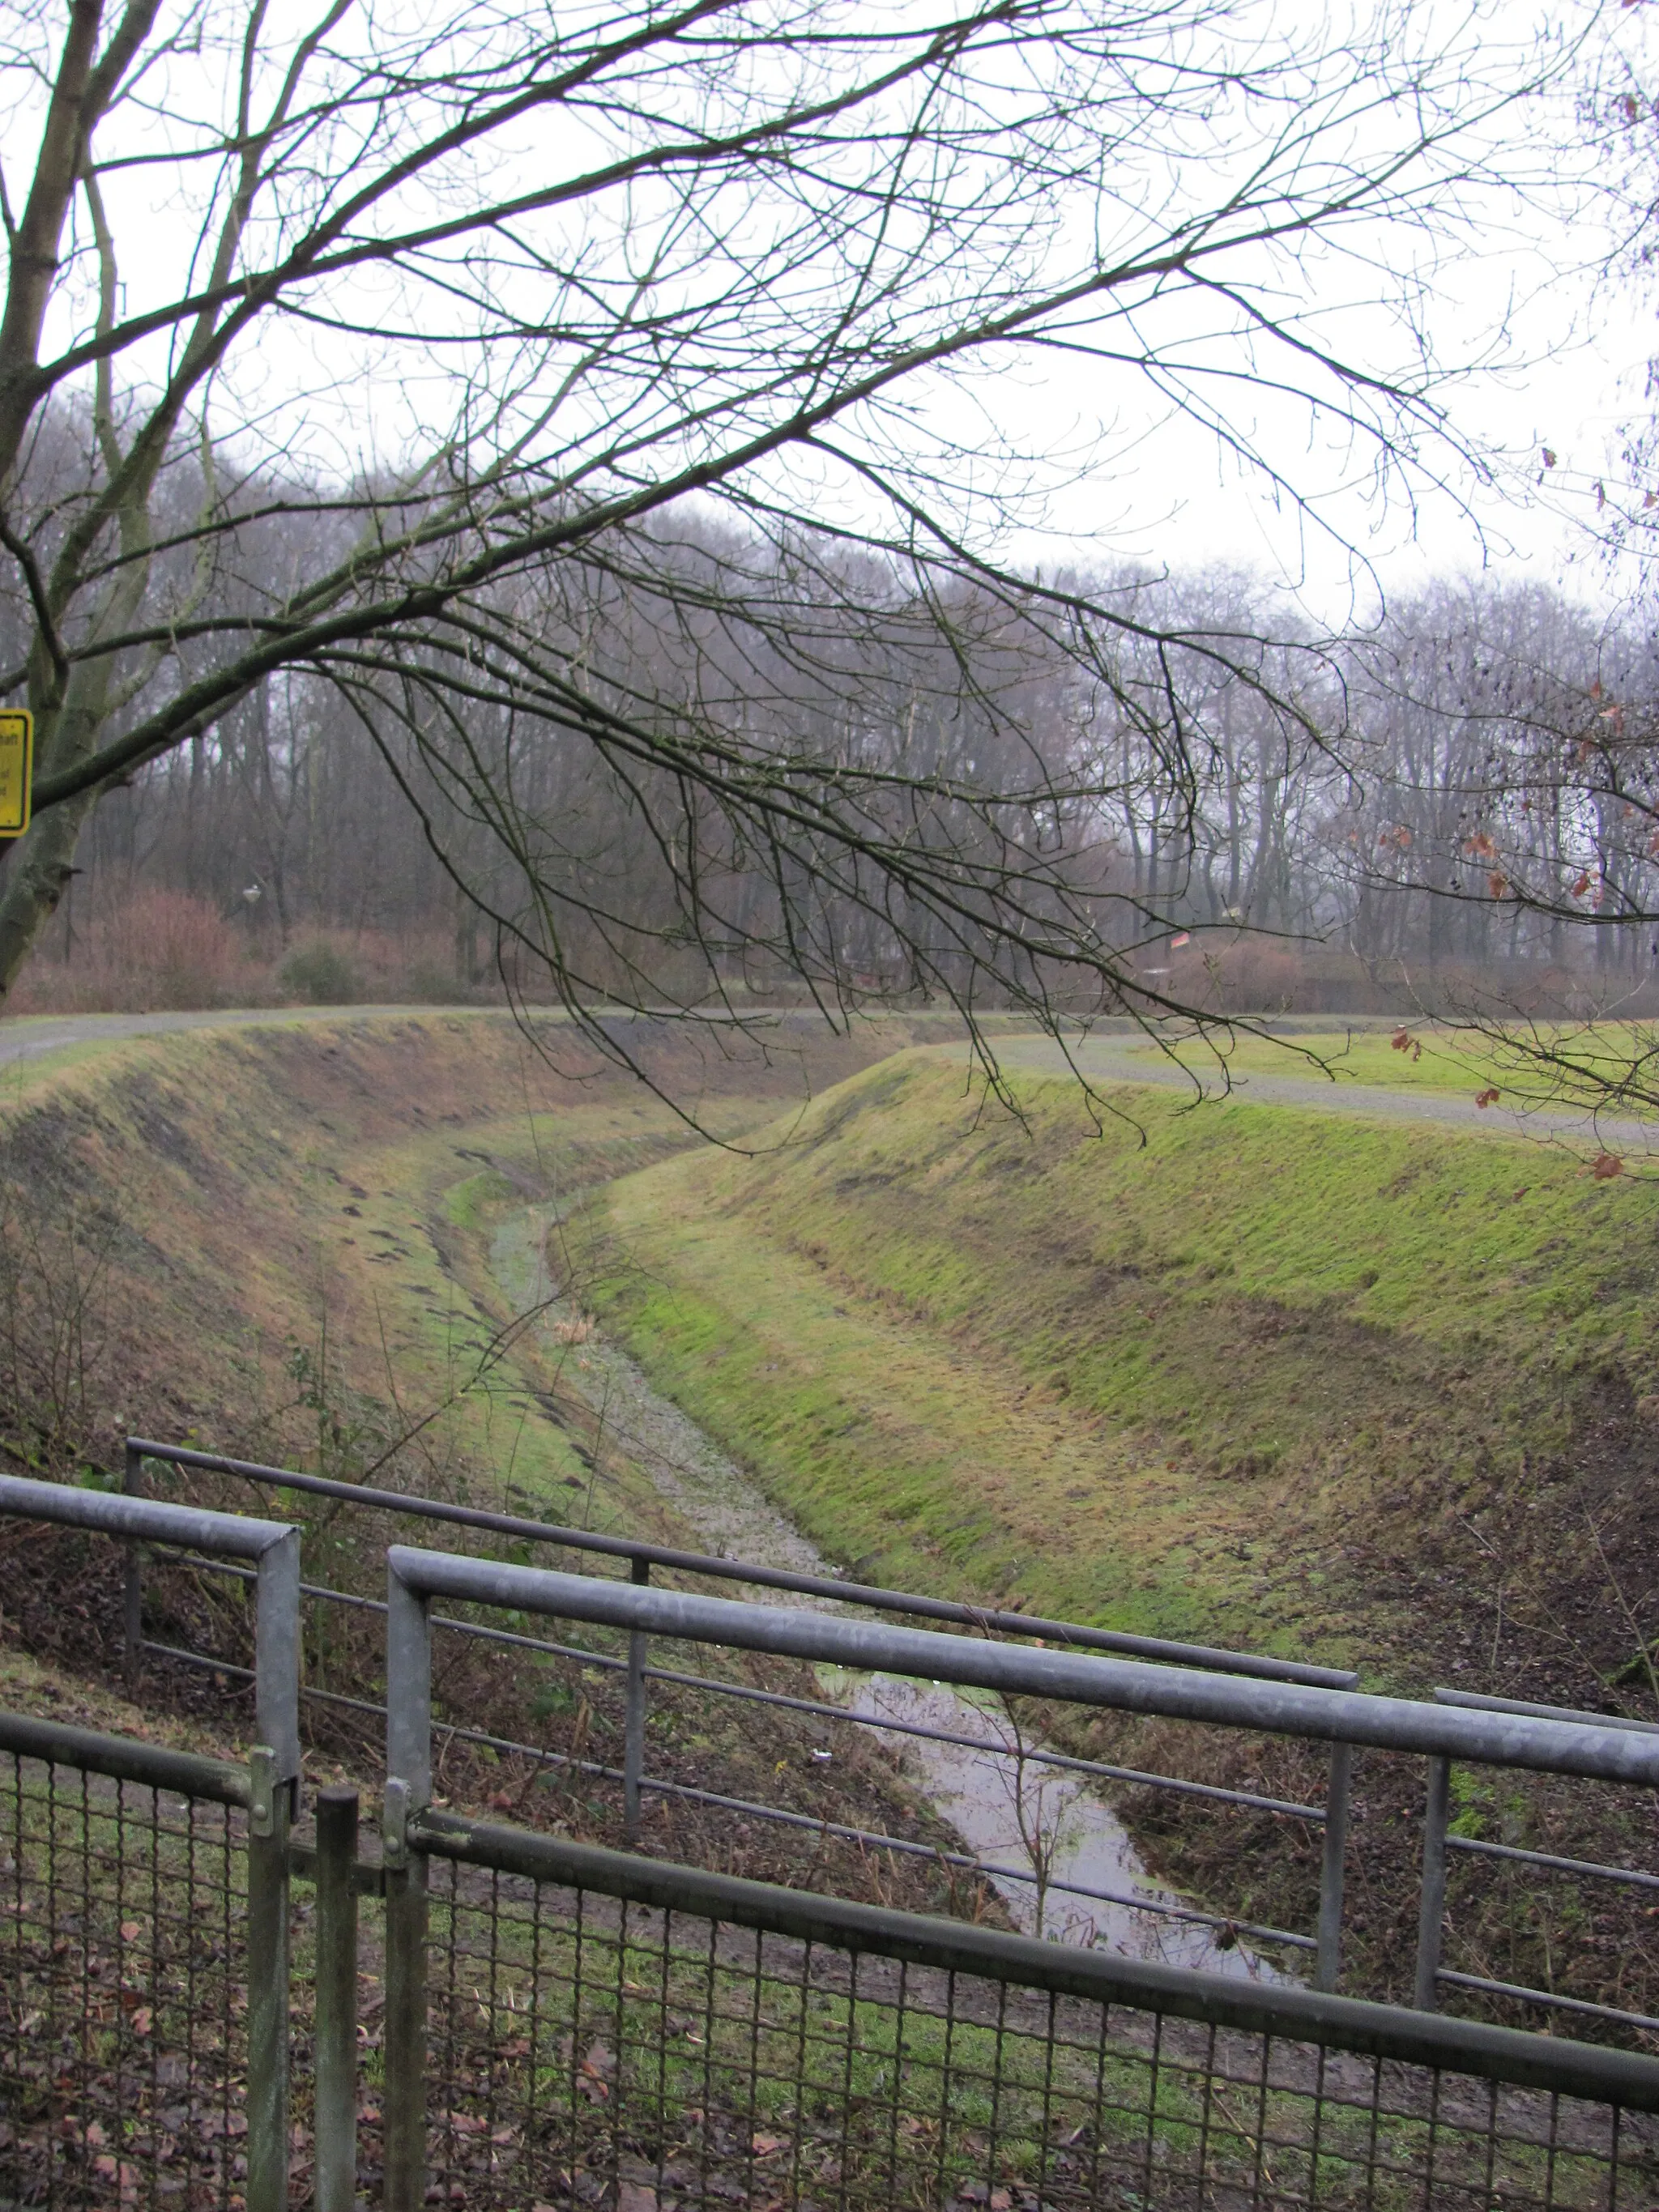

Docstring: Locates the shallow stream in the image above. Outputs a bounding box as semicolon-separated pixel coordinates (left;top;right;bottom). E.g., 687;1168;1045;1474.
489;1204;1280;1976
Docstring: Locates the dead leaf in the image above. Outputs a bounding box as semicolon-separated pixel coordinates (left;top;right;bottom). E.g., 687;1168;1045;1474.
576;2043;614;2104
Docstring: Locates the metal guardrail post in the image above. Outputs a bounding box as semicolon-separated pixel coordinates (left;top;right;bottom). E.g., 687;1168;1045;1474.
383;1559;433;2212
255;1525;303;1790
122;1441;143;1691
246;1745;292;2212
624;1556;650;1843
314;1787;360;2212
1315;1740;1352;1993
1415;1754;1452;2012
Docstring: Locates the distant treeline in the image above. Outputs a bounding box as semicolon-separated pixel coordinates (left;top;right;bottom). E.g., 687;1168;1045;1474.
6;432;1648;1010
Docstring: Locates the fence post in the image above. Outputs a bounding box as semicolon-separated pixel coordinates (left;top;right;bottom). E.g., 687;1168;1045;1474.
246;1745;292;2212
247;1519;302;2212
122;1442;143;1692
254;1527;303;1790
383;1560;433;2212
1414;1754;1452;2012
624;1555;650;1843
1315;1739;1352;1993
314;1787;360;2212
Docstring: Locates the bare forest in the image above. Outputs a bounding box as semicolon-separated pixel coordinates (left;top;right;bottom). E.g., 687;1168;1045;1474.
0;0;1635;1062
19;474;1659;1024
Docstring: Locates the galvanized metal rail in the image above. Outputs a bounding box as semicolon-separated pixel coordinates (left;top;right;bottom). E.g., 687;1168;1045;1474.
382;1549;1659;2027
121;1440;1659;2036
388;1553;1659;1788
125;1435;1361;1983
0;1478;302;2212
125;1435;1354;1682
1417;1686;1659;2024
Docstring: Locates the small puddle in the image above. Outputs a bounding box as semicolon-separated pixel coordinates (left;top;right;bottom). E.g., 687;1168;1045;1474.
490;1204;1282;1975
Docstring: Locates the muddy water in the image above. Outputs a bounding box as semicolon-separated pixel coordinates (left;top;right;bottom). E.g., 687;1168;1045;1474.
490;1205;1282;1975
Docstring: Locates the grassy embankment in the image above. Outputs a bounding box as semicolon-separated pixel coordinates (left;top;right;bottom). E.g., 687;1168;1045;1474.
590;1041;1659;1688
584;1040;1659;2008
10;1008;1659;2009
0;1008;995;1906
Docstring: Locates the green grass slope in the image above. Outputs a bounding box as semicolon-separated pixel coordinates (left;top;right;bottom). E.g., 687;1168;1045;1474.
591;1051;1659;1700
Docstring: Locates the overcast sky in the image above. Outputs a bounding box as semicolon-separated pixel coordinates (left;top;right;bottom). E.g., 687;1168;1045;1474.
6;0;1647;637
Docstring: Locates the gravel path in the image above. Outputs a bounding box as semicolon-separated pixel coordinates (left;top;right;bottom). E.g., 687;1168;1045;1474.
983;1034;1659;1153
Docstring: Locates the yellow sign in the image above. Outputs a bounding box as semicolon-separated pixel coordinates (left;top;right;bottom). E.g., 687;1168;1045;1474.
0;712;32;837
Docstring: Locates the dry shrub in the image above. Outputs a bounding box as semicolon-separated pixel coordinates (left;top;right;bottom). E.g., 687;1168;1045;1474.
10;889;255;1013
7;901;491;1015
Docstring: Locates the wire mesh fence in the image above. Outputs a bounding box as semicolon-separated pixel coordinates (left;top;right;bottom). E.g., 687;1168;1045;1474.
410;1818;1659;2212
0;1737;251;2210
3;1703;1659;2212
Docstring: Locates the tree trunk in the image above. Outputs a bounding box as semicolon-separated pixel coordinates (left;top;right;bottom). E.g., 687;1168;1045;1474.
0;785;100;993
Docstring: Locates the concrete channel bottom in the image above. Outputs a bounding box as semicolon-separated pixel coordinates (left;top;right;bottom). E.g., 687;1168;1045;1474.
5;1741;1659;2211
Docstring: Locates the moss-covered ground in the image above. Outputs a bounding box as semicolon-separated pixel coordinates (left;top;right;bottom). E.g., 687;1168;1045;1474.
588;1048;1659;1691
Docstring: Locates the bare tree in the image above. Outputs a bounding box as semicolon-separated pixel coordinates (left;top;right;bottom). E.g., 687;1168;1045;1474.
0;0;1577;1089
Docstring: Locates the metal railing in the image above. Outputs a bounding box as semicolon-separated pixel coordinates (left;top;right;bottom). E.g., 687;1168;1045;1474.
0;1473;301;2212
386;1545;1659;2037
123;1433;1659;2035
113;1439;1659;2038
1414;1687;1659;2031
123;1438;1363;1988
122;1434;1353;1677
